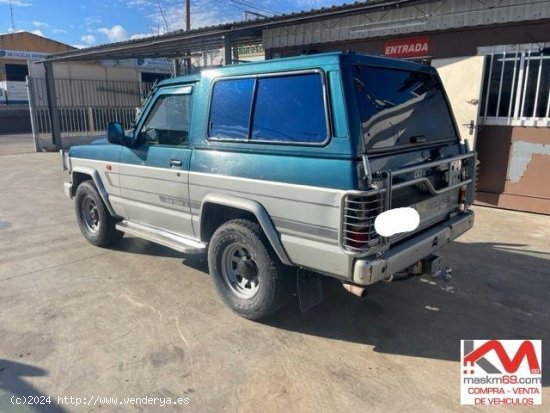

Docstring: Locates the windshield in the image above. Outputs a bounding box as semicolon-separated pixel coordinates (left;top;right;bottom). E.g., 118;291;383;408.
354;65;457;152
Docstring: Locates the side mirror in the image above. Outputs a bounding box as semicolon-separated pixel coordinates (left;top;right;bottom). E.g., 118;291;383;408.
107;122;125;145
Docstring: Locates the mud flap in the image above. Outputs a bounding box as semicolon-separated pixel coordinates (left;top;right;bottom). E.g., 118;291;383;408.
297;269;324;313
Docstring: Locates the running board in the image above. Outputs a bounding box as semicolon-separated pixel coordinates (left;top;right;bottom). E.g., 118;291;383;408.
116;220;206;254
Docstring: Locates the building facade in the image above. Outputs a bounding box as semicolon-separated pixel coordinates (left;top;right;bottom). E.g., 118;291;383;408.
0;31;74;104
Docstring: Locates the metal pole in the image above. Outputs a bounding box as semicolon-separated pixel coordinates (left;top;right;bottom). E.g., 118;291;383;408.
173;58;182;76
185;0;190;31
26;76;40;152
224;36;232;66
44;62;62;150
184;0;192;74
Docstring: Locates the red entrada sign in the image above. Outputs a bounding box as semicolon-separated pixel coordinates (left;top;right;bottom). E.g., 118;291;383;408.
383;37;430;58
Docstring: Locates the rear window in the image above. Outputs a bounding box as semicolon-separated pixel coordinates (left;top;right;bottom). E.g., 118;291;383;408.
208;72;328;144
354;65;456;152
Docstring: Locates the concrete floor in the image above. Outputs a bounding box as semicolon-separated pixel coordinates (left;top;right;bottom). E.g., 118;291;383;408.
0;134;103;156
0;144;549;413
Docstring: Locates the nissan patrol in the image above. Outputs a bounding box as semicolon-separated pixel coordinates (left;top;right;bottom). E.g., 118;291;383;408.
63;52;476;319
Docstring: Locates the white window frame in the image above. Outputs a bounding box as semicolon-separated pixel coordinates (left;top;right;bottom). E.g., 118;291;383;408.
478;43;550;127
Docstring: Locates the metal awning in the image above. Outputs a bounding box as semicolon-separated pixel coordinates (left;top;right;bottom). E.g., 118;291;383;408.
42;27;263;62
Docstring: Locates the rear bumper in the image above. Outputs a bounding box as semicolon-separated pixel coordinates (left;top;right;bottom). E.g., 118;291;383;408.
353;210;474;285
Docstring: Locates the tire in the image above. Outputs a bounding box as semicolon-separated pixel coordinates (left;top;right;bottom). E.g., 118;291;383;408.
208;219;291;320
74;180;123;247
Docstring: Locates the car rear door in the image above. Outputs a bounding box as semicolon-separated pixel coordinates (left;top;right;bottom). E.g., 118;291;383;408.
118;85;194;236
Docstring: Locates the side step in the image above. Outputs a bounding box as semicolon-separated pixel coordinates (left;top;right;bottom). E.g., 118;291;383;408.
116;220;206;254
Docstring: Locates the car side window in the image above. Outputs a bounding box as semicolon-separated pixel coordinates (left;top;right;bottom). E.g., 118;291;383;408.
251;73;327;143
208;78;254;140
139;93;190;146
207;72;328;144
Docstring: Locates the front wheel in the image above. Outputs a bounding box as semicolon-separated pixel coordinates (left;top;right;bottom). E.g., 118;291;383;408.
208;219;291;320
74;180;123;247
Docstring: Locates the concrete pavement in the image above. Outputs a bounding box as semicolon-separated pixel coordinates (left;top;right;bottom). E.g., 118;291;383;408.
0;134;103;155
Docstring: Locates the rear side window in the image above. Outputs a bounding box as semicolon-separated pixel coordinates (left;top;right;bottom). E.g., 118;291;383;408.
208;72;328;144
251;74;327;143
209;78;254;139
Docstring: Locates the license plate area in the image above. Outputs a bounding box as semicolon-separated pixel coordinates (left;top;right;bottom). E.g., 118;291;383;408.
413;190;458;221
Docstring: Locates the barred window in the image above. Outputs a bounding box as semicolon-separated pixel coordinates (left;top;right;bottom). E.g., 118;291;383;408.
479;44;550;127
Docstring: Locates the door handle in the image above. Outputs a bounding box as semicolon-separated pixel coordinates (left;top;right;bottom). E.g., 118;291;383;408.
169;159;183;167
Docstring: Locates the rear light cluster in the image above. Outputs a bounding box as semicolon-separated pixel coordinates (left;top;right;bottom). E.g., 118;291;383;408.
341;192;384;253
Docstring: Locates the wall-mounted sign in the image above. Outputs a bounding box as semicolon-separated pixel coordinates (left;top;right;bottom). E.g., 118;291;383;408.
383;37;430;58
101;58;171;72
0;49;48;61
237;44;264;57
135;58;172;71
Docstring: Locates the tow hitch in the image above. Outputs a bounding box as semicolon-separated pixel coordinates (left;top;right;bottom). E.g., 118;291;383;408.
381;254;453;283
423;254;453;281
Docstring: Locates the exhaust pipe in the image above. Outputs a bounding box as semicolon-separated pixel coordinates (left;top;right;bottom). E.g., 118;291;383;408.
342;282;367;298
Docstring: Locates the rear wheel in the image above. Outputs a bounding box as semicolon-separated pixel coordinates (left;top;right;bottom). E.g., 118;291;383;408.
208;219;291;320
75;180;123;247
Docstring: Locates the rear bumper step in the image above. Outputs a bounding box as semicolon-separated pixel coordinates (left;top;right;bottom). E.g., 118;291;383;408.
116;220;206;254
353;211;474;286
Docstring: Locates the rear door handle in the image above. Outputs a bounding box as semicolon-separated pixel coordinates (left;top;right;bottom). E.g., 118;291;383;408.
169;159;182;167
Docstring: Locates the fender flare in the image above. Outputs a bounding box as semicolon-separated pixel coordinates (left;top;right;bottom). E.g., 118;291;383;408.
71;166;118;217
199;193;293;266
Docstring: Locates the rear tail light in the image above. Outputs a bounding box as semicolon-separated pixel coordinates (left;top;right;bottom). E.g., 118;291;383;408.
341;192;384;252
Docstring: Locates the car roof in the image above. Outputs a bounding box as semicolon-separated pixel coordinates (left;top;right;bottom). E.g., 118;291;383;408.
157;51;435;87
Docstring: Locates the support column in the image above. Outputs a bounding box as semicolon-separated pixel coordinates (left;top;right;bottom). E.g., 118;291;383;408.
25;76;40;152
44;62;62;150
173;58;182;76
223;36;232;66
233;44;239;63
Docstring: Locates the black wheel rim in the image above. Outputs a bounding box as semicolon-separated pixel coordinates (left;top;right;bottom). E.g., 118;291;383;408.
81;196;100;233
221;242;259;299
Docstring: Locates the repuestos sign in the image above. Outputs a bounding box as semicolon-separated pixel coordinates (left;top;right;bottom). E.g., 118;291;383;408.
383;37;430;58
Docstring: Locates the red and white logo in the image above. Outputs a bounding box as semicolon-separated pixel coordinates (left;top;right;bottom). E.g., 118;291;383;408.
461;340;542;405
